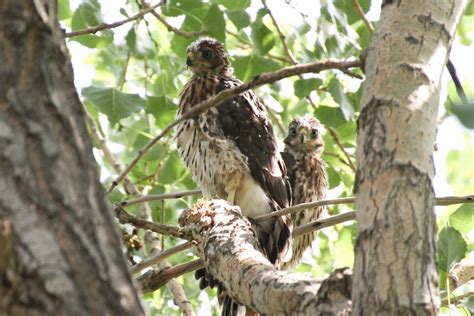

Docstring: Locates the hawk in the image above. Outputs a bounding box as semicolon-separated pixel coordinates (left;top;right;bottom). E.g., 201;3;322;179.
175;37;292;314
281;116;328;269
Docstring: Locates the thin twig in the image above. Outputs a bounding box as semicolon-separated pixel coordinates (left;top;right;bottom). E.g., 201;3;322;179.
65;1;164;37
148;7;206;38
120;189;202;207
131;241;193;275
293;212;356;237
447;59;469;104
115;206;183;239
261;0;297;64
105;59;362;193
138;259;204;293
352;0;374;34
441;291;474;305
326;126;356;172
256;194;474;222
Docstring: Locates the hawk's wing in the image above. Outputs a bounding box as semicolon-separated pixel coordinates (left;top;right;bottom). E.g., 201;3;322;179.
216;79;292;263
216;84;291;210
280;151;296;190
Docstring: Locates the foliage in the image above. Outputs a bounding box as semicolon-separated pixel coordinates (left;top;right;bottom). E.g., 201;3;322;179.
59;0;474;314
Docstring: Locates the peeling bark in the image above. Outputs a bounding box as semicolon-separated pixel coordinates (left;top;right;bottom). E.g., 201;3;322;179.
353;0;468;315
179;199;352;315
0;1;143;315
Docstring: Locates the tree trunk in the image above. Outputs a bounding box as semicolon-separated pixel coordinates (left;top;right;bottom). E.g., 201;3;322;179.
179;199;352;315
353;0;468;315
0;1;144;315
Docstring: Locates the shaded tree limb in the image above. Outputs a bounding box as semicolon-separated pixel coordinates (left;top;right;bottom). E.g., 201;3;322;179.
120;189;202;207
178;199;352;315
138;259;204;293
441;292;474;306
115;206;183;239
131;241;193;275
448;258;474;290
106;59;362;193
65;1;164;37
255;194;474;222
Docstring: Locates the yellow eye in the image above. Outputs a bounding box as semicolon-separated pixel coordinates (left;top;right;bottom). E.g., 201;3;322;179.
310;129;318;138
290;127;297;136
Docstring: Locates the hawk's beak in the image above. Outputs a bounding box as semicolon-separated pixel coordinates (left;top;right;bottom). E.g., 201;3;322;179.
299;133;305;144
186;52;194;66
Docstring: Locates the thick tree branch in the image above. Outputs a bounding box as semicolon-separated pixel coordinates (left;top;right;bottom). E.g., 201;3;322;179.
178;200;352;315
106;59;361;193
65;1;164;37
448;258;474;290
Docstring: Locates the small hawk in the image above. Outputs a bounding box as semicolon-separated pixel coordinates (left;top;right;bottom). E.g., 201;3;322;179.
175;37;292;315
281;116;328;269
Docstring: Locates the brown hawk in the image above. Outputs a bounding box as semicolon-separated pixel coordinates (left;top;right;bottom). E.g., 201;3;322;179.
175;37;292;314
281;116;328;269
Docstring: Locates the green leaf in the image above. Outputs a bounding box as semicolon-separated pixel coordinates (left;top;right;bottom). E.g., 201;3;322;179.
125;27;136;52
294;78;323;99
334;0;370;25
170;6;208;58
204;4;226;42
157;151;184;185
145;96;177;129
334;225;355;268
251;9;275;55
314;105;346;127
329;79;354;121
449;204;474;235
162;0;206;17
451;102;474;129
226;10;251;29
218;0;250;10
233;55;279;82
82;86;145;125
437;226;467;273
70;0;113;48
327;166;341;189
58;0;72;20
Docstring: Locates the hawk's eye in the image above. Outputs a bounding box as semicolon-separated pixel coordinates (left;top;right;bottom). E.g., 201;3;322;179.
290;127;297;136
202;50;212;60
310;129;318;138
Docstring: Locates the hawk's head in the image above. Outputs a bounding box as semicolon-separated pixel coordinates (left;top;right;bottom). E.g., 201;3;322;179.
186;37;232;76
284;116;325;157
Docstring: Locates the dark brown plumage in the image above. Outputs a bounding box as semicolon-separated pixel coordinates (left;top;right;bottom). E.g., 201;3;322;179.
175;37;292;315
281;116;328;269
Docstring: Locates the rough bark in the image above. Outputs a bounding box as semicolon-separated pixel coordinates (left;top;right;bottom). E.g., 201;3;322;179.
179;199;352;315
0;1;144;315
353;1;468;315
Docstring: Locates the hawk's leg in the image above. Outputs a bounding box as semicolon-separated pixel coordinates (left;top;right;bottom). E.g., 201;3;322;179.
227;189;236;205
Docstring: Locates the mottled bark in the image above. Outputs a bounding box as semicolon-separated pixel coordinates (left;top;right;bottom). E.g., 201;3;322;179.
353;0;468;315
179;199;352;315
0;1;144;315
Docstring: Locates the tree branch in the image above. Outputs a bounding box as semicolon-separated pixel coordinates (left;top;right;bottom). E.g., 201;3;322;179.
141;0;207;38
115;206;183;239
177;199;352;315
65;1;164;38
446;59;469;105
106;59;362;193
326;126;356;172
120;189;202;207
352;0;374;34
131;241;193;275
138;259;204;293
